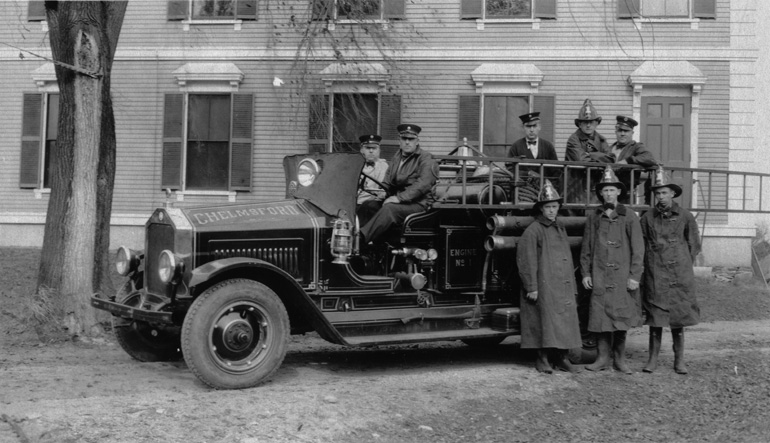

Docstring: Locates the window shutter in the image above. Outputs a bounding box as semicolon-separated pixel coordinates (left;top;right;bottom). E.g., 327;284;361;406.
458;95;480;147
534;0;557;19
27;1;46;21
230;93;254;191
383;0;406;19
460;0;483;19
533;95;555;144
693;0;716;19
308;94;330;153
379;94;402;160
617;0;640;18
19;94;43;188
311;0;333;20
161;94;184;190
168;0;189;21
236;0;258;20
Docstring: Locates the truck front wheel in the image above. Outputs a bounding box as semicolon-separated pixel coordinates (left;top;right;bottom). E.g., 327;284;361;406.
181;279;290;389
113;278;183;362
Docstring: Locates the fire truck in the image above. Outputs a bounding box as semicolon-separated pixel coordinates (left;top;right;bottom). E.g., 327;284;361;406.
91;146;769;389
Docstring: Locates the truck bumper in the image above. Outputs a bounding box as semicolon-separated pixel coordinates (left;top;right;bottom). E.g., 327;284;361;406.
90;294;174;324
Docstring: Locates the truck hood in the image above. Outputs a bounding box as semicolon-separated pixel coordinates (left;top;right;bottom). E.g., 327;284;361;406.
180;200;324;232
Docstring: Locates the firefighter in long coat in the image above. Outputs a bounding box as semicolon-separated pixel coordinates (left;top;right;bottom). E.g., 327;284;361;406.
580;166;644;374
516;180;582;374
640;167;701;374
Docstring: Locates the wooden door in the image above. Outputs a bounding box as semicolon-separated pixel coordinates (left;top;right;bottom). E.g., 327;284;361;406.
641;97;692;206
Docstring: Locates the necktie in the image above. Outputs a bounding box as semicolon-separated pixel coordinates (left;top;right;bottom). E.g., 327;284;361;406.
527;140;538;158
603;202;616;211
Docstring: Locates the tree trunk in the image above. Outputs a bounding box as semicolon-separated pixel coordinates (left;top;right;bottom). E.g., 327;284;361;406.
37;1;127;337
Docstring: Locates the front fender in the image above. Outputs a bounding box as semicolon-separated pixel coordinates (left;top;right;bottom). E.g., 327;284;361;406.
188;257;347;344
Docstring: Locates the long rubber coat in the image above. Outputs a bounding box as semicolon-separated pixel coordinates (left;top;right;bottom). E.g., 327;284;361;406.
580;204;644;332
640;203;702;327
516;215;582;349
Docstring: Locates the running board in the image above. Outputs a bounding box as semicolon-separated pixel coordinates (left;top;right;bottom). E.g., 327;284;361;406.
342;327;517;346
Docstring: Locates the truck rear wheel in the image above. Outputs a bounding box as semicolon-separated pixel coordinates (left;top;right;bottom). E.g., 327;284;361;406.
181;279;290;390
113;278;183;362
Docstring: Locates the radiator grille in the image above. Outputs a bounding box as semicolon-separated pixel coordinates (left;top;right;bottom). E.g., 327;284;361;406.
212;246;301;278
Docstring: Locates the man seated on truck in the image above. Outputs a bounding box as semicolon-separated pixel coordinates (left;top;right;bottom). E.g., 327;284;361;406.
359;124;439;244
608;115;658;204
356;134;389;227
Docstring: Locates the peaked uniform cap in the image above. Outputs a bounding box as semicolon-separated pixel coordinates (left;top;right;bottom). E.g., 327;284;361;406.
575;98;602;127
595;165;627;199
519;112;541;125
615;115;638;130
534;179;563;208
397;123;422;137
650;165;682;197
359;134;382;146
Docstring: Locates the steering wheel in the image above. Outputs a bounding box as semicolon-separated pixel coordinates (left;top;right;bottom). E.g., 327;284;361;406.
359;171;388;199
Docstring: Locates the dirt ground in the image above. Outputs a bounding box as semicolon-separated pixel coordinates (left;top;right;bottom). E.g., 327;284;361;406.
2;248;770;443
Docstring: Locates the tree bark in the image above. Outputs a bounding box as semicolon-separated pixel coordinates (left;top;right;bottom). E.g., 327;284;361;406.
37;1;127;337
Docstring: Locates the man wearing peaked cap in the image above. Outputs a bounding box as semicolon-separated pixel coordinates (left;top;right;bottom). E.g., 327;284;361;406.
517;179;582;374
359;123;438;244
640;165;701;375
356;134;389;210
508;112;558;162
580;164;644;374
609;115;657;203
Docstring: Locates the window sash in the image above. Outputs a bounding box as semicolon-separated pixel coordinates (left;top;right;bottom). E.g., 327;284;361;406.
192;0;235;19
641;0;688;18
485;0;533;19
186;94;232;190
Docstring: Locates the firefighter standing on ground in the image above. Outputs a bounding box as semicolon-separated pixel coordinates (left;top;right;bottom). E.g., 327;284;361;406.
580;166;644;374
640;167;702;374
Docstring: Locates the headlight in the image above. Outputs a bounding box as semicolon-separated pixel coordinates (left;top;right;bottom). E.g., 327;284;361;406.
297;158;320;187
115;246;141;276
158;250;184;284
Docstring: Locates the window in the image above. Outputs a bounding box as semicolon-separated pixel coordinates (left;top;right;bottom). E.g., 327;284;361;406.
618;0;716;19
458;95;555;157
162;93;254;192
168;0;257;21
19;93;58;189
312;0;405;22
309;94;401;159
27;1;46;21
461;0;556;21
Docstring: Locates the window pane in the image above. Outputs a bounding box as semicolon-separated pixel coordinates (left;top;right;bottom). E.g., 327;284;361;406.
187;95;232;190
483;96;528;156
332;94;378;153
642;0;688;17
186;141;229;190
337;0;381;19
193;0;234;18
486;0;531;18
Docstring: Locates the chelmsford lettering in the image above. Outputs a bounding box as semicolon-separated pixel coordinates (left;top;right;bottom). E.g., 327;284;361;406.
450;248;478;257
192;205;300;225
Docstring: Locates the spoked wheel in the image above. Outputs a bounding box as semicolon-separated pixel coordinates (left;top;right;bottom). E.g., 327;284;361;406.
181;279;289;390
113;277;183;362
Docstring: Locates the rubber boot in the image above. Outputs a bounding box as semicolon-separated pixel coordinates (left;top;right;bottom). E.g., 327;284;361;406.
535;349;553;374
552;349;582;373
612;331;633;374
643;327;663;373
585;332;612;371
672;328;688;374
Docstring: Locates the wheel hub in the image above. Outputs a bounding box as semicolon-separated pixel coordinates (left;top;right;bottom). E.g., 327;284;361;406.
222;321;254;352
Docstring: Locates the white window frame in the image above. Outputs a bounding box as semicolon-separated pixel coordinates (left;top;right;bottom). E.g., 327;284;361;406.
180;0;245;31
29;64;59;198
476;0;541;31
632;0;702;30
471;63;543;152
172;63;245;201
324;0;392;31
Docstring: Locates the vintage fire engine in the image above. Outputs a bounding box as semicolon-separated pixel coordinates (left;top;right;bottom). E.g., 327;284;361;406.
91;147;758;389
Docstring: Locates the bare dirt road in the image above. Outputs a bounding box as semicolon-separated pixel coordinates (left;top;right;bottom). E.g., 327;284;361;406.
1;318;770;443
1;248;769;442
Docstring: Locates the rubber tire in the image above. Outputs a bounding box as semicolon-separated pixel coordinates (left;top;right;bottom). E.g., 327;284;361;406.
181;279;290;390
461;336;506;348
113;277;183;362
